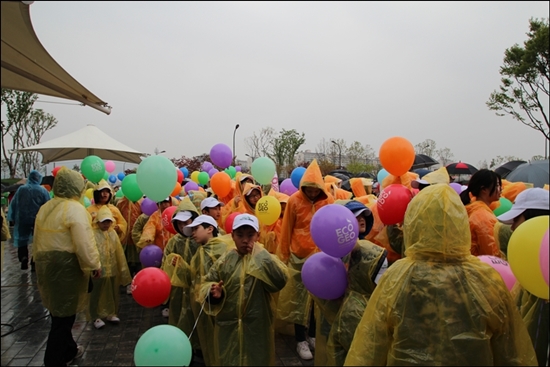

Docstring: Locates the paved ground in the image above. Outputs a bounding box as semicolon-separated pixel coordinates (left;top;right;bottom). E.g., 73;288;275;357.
1;239;315;366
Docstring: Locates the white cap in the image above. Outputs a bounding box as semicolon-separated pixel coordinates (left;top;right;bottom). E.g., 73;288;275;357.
411;179;429;189
232;214;259;232
352;207;371;218
497;188;550;224
172;211;192;223
183;215;218;236
200;197;224;211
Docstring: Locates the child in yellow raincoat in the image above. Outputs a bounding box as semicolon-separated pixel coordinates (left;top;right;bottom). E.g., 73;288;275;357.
87;179;128;241
89;206;132;329
202;214;288;366
344;184;537;366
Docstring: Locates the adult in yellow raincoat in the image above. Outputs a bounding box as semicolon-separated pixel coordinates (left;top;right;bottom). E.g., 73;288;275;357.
116;196;143;278
136;197;176;251
344;184;537;366
278;159;334;360
87;179;127;241
88;206;132;329
220;174;256;225
34;167;102;367
459;169;503;257
201;214;288;366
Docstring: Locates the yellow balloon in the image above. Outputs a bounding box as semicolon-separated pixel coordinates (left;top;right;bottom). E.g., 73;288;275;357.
235;171;243;181
191;171;200;183
255;196;281;226
85;188;94;200
508;216;549;299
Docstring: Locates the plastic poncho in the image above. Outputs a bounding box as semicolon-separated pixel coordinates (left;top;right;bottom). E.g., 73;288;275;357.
325;182;353;200
278;159;334;326
7;170;50;248
115;196;143;264
200;244;289;366
501;180;527;203
494;222;513;259
262;190;289;255
87;180;128;241
344;184;537;366
136;209;174;251
161;198;200;341
221;174;256;225
350;178;367;197
88;206;132;321
184;190;207;213
190;236;233;366
513;284;549;367
131;213;149;246
465;200;501;257
34;167;101;318
327;240;387;366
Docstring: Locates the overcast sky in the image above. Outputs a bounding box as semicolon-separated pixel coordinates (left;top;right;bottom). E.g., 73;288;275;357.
6;1;550;173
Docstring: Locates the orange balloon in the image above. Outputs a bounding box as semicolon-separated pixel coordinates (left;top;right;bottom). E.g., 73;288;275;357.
171;182;182;197
379;137;415;176
210;172;232;198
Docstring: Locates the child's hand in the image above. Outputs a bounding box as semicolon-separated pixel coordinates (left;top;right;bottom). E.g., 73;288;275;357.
171;257;177;266
92;269;102;279
234;196;241;205
210;280;224;298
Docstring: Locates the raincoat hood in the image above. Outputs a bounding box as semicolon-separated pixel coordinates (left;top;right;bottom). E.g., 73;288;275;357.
172;197;200;236
95;206;114;223
299;160;329;202
186;190;207;212
404;184;471;260
344;200;373;238
268;189;289;204
501;180;527;202
53;167;85;200
237;173;256;196
350;178;367;197
93;179;113;204
28;170;43;185
242;183;263;212
324;175;342;185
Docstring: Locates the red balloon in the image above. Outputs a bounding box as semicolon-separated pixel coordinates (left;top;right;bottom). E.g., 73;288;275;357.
224;212;241;234
176;168;184;184
52;166;62;177
161;206;178;234
131;268;171;308
377;184;413;225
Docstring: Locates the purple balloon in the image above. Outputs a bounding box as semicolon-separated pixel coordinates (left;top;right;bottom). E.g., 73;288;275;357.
184;181;199;192
202;161;213;172
141;198;158;216
235;166;241;172
210;143;233;169
139;244;163;268
208;168;219;178
310;204;358;258
302;252;348;300
449;182;462;195
280;178;298;196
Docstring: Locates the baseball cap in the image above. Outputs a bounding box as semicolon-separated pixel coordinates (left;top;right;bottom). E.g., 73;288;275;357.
183;215;218;237
96;206;114;223
497;188;550;224
239;175;255;183
172;211;193;223
232;214;260;232
411;167;450;189
200;197;224;211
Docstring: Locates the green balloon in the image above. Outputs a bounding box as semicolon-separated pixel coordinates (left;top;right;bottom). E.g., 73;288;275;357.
121;174;143;202
49;190;54;199
251;157;276;185
136;156;177;202
81;155;106;183
493;197;513;217
103;171;109;181
198;171;210;185
83;197;91;208
116;188;124;198
134;325;192;366
226;166;236;179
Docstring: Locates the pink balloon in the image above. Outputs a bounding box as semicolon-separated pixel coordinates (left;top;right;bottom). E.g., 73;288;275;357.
105;160;116;173
540;229;549;286
280;178;298;196
478;255;517;291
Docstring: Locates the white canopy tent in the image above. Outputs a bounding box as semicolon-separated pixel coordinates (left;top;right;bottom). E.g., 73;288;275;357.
18;124;145;164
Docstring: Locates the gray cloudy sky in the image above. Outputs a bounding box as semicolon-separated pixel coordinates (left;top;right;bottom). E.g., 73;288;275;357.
11;1;550;172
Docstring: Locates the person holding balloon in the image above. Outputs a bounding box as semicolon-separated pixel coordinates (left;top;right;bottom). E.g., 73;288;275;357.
496;188;549;367
88;206;132;330
344;184;537;366
278;159;334;360
200;214;289;366
220;174;257;226
87;179;128;242
136;197;176;252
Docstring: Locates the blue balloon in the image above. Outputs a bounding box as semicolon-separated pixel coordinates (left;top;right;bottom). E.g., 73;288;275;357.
108;174;117;184
117;172;126;181
291;167;307;189
180;167;189;179
377;168;389;184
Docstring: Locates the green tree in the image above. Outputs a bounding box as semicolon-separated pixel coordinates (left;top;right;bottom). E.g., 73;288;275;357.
488;155;524;169
414;139;437;157
268;129;306;175
346;141;368;174
487;18;549;152
435;147;454;166
245;127;275;158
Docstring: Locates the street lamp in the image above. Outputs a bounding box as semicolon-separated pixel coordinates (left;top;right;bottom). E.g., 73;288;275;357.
331;140;342;169
232;124;240;166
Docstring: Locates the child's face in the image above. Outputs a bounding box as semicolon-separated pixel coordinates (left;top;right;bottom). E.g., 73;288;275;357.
246;189;261;209
232;226;259;256
98;189;111;204
357;215;367;233
176;218;193;234
98;219;112;231
158;201;171;213
192;224;213;245
203;206;221;221
303;187;321;202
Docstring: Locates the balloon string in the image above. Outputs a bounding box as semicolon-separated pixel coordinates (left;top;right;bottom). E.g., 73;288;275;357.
188;294;208;340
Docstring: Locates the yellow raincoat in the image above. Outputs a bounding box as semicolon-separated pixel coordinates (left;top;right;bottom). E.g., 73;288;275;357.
88;206;132;321
190;236;233;366
200;244;289;366
344;184;537;366
87;180;128;241
131;213;149;246
34;167;101;317
115;196;143;264
161;198;200;343
278;159;334;326
136;209;175;251
465;200;501;257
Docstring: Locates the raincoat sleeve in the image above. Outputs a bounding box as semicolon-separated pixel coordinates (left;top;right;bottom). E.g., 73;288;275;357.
246;245;289;293
199;254;227;316
279;200;296;263
137;214;157;249
109;205;128;241
132;214;149;246
70;206;101;271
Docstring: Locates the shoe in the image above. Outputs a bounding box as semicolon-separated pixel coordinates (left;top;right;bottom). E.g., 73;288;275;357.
66;344;84;365
161;308;169;318
296;341;313;360
106;315;120;323
21;257;28;270
94;319;105;329
126;284;132;295
306;335;316;351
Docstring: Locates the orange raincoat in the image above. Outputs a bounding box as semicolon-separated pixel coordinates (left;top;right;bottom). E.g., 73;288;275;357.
465;201;501;257
116;196;143;264
136;209;175;251
325;182;353;200
501;180;527;203
263;190;289;255
220;174;255;224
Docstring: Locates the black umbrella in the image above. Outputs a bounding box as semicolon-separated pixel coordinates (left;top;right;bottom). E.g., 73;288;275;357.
341;179;351;191
411;154;439;169
353;172;375;179
506;160;549;188
446;162;478;175
494;160;527;179
413;168;432;178
328;170;353;178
